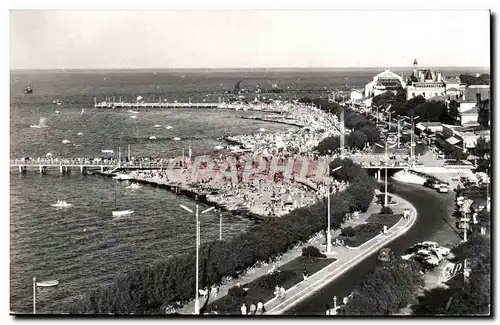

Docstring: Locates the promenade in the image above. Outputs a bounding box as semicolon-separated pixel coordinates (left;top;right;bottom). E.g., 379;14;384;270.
265;190;417;314
176;189;417;315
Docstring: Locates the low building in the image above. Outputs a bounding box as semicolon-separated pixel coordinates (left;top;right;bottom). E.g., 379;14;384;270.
364;70;406;98
456;85;490;113
442;124;490;152
415;122;444;134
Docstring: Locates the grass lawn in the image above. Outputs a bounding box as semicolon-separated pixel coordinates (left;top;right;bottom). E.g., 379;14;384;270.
206;256;336;314
366;213;402;227
336;215;401;248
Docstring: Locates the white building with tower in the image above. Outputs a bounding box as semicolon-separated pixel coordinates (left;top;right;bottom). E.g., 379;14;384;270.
406;59;467;101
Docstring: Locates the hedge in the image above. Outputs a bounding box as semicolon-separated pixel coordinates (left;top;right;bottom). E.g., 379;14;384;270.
339;260;425;315
67;159;377;314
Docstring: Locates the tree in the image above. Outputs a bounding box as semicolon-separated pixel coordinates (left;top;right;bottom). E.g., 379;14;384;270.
359;125;380;144
347;131;368;150
315;136;340;154
459;74;490;86
413;101;446;122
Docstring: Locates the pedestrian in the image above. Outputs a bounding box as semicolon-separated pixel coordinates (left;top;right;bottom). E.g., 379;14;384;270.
274;285;280;298
303;269;308;281
256;300;264;315
279;286;286;300
240;302;248;315
249;302;257;315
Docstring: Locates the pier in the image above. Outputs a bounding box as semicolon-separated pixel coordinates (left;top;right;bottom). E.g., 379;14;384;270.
94;98;237;109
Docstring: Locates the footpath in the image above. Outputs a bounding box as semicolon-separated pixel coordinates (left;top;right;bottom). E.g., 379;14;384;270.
177;189;417;315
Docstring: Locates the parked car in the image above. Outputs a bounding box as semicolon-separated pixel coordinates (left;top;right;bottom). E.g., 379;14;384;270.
420;242;451;256
437;184;449;193
414;250;440;267
401;244;427;260
377;248;394;262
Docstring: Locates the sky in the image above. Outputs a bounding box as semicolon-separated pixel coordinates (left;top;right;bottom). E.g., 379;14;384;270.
10;10;491;69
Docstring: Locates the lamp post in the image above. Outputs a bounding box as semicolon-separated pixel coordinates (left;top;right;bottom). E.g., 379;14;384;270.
375;142;396;207
179;204;216;314
326;165;343;253
216;208;223;241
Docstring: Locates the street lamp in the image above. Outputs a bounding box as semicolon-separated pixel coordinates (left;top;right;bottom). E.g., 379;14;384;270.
375;142;396;207
326;165;343;253
216;208;223;241
179;203;216;314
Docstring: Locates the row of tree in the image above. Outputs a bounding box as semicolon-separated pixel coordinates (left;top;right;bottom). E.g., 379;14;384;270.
67;158;377;314
302;98;381;154
459;74;490;86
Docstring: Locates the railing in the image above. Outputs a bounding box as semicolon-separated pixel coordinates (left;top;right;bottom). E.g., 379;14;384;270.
10;159;174;168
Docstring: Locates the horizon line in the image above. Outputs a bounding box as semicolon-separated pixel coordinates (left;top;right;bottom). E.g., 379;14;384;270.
10;66;491;71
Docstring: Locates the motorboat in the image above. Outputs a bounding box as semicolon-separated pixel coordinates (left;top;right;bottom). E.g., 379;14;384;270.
73;144;82;147
130;115;138;119
102;149;114;154
36;280;59;287
126;183;141;190
214;145;224;150
52;200;72;208
149;136;157;140
113;174;133;181
127;110;139;114
55;110;60;114
112;210;134;217
173;137;181;141
61;139;71;144
153;124;162;128
30;117;48;128
165;125;173;129
259;128;266;132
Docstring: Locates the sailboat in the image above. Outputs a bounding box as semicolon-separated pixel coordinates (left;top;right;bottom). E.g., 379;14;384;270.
24;81;33;94
81;108;85;116
30;117;48;128
112;179;134;217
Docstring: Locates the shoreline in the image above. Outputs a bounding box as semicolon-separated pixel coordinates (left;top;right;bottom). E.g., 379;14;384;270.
90;170;266;222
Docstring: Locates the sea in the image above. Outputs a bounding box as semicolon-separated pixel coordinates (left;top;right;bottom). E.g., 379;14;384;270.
9;67;486;314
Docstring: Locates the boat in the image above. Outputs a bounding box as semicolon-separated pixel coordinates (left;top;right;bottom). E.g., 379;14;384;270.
259;128;266;132
36;280;59;287
173;137;181;141
81;108;85;116
102;149;114;154
113;174;133;181
165;125;173;129
77;132;83;136
24;82;33;94
126;183;141;190
214;145;224;150
30;117;48;128
149;136;157;140
127;110;139;114
130;115;138;119
112;210;134;217
52;200;72;208
73;144;82;147
153;124;162;128
55;110;60;114
61;139;71;144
